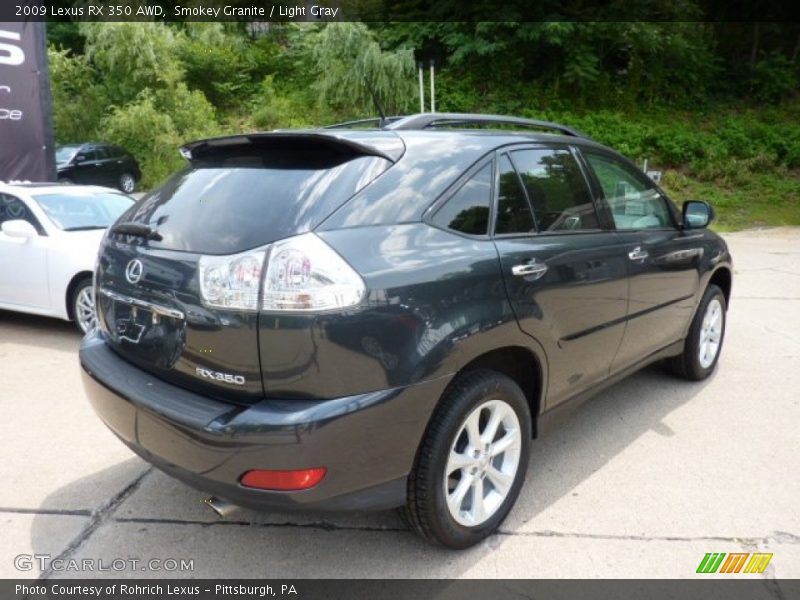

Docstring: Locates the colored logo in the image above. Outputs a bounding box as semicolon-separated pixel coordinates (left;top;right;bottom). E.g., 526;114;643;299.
696;552;773;574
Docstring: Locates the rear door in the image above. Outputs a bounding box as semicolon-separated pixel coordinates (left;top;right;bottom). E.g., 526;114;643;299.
93;145;117;185
95;136;394;404
492;145;629;407
580;149;701;372
105;145;127;183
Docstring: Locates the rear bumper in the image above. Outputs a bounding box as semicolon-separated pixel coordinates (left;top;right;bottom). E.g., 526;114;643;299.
79;331;451;511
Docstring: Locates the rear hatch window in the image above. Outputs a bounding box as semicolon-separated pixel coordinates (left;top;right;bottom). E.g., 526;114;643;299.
120;142;392;254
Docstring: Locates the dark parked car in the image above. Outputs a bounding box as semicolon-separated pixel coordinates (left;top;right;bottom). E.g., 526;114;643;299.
80;113;732;548
56;143;141;193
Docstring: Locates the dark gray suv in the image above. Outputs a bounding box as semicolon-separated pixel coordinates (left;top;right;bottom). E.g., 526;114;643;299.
80;113;732;548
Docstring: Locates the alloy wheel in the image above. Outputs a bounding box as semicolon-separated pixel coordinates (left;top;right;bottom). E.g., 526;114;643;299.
444;399;522;527
120;174;135;193
698;297;723;369
75;286;96;333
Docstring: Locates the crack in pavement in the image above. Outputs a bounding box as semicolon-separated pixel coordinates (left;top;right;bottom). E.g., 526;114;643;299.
37;467;152;581
0;507;91;517
736;297;800;300
103;514;800;548
112;515;409;533
495;528;800;546
7;499;799;548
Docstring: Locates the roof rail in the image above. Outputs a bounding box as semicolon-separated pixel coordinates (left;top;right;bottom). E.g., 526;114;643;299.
384;113;588;138
323;116;405;129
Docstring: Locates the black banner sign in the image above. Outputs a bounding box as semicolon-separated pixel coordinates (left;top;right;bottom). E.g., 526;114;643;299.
0;21;55;182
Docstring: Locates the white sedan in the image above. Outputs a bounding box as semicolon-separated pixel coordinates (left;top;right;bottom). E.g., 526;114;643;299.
0;183;134;332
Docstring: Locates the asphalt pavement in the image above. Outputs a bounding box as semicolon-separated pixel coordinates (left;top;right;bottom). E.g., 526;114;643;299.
1;228;798;580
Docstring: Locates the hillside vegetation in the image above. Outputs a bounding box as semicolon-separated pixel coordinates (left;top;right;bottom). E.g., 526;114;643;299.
48;21;800;230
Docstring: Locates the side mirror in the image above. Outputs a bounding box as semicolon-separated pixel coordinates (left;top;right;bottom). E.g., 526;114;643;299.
1;219;37;239
73;154;86;164
682;200;714;229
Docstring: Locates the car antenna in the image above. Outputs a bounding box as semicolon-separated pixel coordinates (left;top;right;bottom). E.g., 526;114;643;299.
362;74;387;128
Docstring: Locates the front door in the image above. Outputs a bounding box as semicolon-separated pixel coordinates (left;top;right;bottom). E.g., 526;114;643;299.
492;147;630;407
580;149;702;372
0;194;49;309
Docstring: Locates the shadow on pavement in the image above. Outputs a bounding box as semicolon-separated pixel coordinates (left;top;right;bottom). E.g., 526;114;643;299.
0;310;80;352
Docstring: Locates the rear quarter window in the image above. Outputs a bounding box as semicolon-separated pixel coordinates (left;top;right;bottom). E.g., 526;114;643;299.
431;163;492;236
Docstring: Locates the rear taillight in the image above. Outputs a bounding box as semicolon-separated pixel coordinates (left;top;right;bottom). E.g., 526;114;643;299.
240;468;327;491
197;233;365;313
198;248;266;310
262;233;365;312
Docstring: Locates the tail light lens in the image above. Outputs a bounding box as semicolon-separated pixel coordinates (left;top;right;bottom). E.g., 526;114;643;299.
262;233;365;312
198;233;364;313
199;248;266;310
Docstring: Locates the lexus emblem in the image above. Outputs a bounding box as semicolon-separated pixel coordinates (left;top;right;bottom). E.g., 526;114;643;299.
125;259;143;284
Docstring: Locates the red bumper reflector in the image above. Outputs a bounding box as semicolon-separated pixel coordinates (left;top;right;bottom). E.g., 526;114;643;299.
240;468;327;491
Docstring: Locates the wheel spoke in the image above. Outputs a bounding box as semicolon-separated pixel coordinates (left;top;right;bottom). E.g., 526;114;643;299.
481;404;504;445
447;476;472;516
489;431;517;457
469;477;486;523
464;410;483;451
447;449;474;474
486;466;513;495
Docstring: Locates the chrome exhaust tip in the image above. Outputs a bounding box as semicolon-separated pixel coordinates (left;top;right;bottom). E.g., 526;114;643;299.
203;496;239;519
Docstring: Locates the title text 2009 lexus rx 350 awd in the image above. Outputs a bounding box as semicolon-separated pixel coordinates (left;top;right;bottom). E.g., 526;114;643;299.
80;113;732;548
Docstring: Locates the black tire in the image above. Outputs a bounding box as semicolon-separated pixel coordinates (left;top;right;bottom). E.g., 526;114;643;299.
119;172;136;193
667;284;726;381
402;369;531;548
70;278;96;334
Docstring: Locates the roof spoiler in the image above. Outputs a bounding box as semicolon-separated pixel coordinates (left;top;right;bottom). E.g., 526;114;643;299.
180;131;405;164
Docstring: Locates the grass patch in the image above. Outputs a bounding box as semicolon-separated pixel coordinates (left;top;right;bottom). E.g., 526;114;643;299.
661;169;800;231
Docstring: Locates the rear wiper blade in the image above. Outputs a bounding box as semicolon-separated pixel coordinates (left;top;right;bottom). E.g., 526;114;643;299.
64;225;106;231
110;221;162;241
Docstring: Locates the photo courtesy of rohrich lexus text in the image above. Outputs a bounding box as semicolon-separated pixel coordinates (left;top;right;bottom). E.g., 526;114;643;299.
0;1;798;599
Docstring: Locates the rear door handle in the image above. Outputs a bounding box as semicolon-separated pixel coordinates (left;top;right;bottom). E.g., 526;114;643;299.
512;262;548;279
628;246;649;261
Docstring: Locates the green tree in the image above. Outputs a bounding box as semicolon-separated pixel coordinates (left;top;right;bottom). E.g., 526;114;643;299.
311;22;416;115
80;22;185;104
47;47;106;143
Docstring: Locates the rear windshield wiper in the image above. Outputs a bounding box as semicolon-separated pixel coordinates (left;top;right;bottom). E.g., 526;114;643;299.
64;225;106;231
110;221;163;241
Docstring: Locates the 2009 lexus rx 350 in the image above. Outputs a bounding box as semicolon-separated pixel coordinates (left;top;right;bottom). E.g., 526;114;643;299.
80;113;732;548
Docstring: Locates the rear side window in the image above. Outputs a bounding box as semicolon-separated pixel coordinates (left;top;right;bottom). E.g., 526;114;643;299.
495;154;535;235
117;147;391;254
432;164;492;236
511;148;599;232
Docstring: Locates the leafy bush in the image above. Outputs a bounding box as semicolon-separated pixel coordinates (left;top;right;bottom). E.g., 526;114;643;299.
48;48;106;143
748;53;798;104
101;87;218;189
